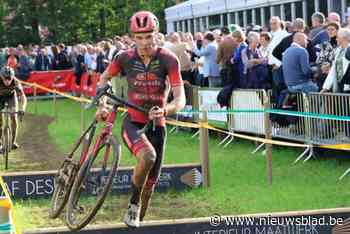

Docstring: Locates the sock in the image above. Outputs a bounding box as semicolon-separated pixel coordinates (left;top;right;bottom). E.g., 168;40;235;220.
130;182;142;205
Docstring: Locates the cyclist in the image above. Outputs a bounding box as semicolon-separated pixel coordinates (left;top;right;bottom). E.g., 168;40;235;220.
96;11;185;227
0;66;27;150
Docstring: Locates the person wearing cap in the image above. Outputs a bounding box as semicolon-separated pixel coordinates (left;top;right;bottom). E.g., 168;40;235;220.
96;11;185;228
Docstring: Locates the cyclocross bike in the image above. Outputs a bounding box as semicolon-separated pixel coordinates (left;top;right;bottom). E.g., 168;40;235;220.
1;102;22;170
49;84;153;231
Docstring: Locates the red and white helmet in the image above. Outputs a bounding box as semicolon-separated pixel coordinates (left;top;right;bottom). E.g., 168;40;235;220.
130;11;159;33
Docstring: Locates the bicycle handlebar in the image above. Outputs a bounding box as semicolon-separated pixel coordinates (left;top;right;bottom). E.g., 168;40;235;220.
85;83;148;114
86;83;154;134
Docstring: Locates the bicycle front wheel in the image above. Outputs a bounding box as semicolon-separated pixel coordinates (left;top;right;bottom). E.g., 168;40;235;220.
65;135;120;231
49;121;97;219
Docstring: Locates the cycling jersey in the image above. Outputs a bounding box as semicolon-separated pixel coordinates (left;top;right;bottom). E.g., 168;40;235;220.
0;78;22;98
106;47;183;126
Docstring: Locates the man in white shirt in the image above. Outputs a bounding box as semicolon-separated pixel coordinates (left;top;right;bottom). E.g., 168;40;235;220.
267;16;289;89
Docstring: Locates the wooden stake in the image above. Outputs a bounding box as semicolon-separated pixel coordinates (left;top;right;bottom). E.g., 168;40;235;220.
200;110;210;188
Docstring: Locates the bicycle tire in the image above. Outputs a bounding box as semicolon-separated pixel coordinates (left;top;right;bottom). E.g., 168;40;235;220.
3;126;10;170
49;124;96;219
65;135;120;231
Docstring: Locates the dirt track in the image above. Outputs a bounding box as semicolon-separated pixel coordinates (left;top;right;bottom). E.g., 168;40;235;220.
5;113;63;172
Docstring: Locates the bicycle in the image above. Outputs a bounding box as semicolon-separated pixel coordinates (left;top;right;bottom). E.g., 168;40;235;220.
49;84;153;231
0;102;22;170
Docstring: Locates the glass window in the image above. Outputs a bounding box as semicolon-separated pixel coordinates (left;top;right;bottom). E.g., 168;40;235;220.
230;12;235;24
274;5;281;18
255;8;261;26
238;11;244;27
247;9;252;25
209;14;221;29
319;0;328;17
295;1;303;18
284;3;292;21
264;6;271;26
223;13;228;26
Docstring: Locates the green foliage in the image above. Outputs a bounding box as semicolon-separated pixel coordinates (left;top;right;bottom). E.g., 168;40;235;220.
0;0;177;47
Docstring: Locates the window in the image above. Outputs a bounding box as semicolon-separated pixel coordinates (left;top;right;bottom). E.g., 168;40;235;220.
255;8;261;26
223;13;228;26
209;14;221;29
284;3;292;21
274;5;281;18
195;18;200;32
295;1;303;18
264;7;271;26
229;12;235;24
238;11;244;27
247;9;252;25
319;0;328;16
307;0;316;25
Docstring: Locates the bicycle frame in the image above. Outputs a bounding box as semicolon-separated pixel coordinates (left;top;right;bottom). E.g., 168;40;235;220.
79;103;120;169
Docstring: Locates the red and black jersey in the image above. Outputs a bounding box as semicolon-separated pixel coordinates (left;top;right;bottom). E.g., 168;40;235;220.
106;47;183;126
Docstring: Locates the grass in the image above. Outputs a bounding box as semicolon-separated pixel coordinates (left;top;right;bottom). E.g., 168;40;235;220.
12;99;350;231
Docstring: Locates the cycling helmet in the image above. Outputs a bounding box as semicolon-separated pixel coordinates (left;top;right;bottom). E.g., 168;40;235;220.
130;11;159;33
0;66;15;80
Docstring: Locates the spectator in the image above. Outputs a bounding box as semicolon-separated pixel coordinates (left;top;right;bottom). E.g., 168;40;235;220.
273;18;317;63
103;41;115;61
85;44;97;71
50;46;60;70
345;9;350;29
193;32;221;87
16;47;32;80
309;12;329;46
34;48;51;71
168;32;193;84
241;32;269;89
155;32;166;47
6;48;18;70
0;48;7;68
282;32;318;93
231;29;247;88
322;28;350;93
259;32;272;59
328;12;341;24
285;21;294;33
213;29;223;44
74;45;86;86
267;16;289;90
315;22;340;87
216;26;236;86
95;46;107;74
56;43;72;69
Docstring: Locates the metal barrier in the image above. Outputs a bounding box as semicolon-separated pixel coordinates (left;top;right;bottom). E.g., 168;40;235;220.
307;92;350;145
230;89;266;135
268;91;307;143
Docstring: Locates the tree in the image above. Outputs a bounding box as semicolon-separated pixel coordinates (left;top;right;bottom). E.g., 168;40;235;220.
0;0;177;46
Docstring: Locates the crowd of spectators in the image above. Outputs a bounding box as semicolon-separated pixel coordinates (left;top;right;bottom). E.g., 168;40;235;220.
2;11;350;97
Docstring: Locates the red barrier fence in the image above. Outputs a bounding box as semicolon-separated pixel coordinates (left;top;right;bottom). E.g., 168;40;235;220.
22;70;100;97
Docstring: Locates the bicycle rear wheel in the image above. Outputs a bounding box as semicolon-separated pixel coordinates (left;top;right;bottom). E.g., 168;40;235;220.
65;135;120;231
49;122;97;219
3;126;10;170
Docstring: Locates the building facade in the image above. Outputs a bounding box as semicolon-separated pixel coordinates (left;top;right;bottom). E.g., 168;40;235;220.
165;0;349;33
